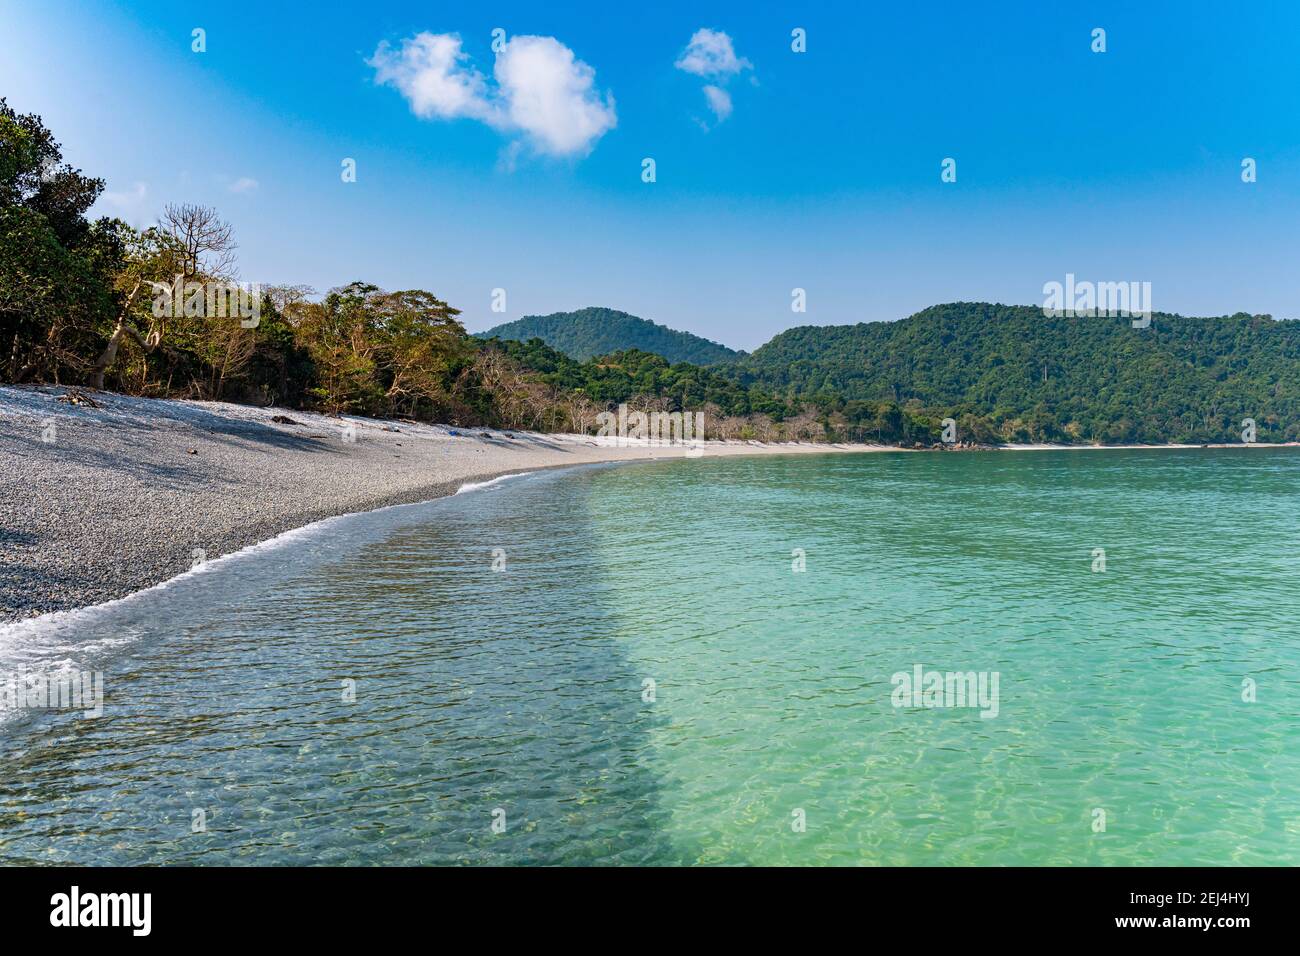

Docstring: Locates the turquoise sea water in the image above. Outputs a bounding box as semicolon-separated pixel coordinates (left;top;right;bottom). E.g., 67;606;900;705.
1;449;1298;865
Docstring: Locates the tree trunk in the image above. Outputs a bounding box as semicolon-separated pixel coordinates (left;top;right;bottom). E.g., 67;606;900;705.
91;281;143;390
91;319;127;390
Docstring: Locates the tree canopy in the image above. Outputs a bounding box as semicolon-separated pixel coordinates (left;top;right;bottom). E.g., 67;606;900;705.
478;307;743;364
729;302;1300;444
3;103;1296;446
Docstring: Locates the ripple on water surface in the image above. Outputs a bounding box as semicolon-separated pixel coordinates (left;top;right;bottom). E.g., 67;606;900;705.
1;450;1298;865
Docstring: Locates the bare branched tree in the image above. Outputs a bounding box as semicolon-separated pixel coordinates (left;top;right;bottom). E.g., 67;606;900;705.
266;284;315;325
160;203;236;280
567;394;600;434
91;206;240;389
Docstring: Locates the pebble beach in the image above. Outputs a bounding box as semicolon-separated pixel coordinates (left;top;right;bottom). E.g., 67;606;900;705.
0;385;893;622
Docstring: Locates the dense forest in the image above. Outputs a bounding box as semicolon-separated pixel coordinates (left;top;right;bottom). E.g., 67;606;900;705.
479;336;843;440
729;303;1300;444
478;307;743;364
0;98;907;443
3;99;1295;447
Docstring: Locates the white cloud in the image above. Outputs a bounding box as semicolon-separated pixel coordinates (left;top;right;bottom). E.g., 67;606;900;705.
369;33;494;123
229;177;259;194
702;85;732;122
370;32;616;159
494;36;617;157
675;28;750;79
675;28;751;127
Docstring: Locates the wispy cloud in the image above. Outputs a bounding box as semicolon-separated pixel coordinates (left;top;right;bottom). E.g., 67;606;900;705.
675;28;751;79
101;181;147;207
98;181;151;225
702;85;732;122
370;32;616;160
675;28;751;127
228;177;259;194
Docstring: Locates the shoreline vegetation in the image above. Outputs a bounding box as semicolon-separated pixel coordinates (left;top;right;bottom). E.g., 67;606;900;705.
5;98;1300;624
7;98;1300;453
2;383;1295;627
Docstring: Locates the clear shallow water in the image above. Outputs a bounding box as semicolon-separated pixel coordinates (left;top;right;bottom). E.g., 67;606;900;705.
1;449;1298;865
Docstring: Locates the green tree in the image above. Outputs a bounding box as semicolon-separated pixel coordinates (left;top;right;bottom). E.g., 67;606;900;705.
0;97;119;382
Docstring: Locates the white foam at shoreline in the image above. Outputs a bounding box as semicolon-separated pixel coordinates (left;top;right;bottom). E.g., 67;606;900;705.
0;470;536;653
455;473;530;494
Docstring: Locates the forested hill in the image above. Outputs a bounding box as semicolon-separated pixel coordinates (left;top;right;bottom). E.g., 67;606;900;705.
727;302;1300;444
478;307;743;364
14;88;1297;447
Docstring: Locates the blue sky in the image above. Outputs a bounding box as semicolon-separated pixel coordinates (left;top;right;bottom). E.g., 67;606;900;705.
3;0;1300;349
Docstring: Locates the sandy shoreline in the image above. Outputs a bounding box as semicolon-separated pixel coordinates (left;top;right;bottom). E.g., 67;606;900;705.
0;386;894;622
3;385;1295;623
